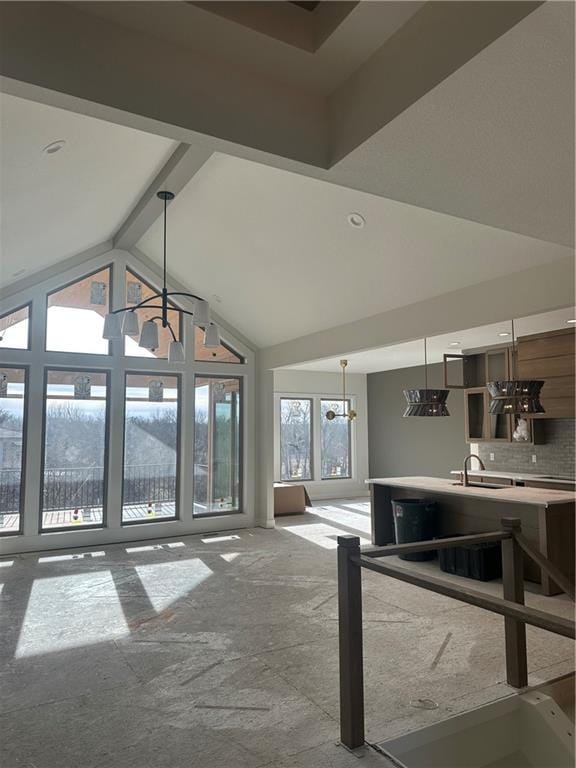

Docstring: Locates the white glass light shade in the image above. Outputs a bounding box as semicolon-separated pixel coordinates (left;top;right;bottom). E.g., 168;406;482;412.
204;323;221;348
139;320;159;350
102;313;121;340
194;299;210;325
121;311;140;337
168;340;185;363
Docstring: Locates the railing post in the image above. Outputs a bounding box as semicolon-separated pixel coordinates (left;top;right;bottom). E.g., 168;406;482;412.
337;535;365;749
501;518;528;688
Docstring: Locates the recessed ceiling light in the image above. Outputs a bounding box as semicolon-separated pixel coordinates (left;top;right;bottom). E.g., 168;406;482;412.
43;140;66;155
498;332;510;337
448;342;461;347
567;319;576;324
347;212;365;229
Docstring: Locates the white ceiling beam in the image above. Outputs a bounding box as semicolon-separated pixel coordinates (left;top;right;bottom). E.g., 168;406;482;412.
113;143;212;250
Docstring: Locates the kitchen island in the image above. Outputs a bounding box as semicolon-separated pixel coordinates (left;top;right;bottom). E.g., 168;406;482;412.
366;476;575;596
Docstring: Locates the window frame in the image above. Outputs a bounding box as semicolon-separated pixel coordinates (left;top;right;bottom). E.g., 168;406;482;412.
192;373;244;518
0;364;30;537
320;397;353;480
0;250;254;553
39;366;111;533
275;392;357;486
278;396;314;483
0;302;32;352
44;263;114;356
120;370;182;526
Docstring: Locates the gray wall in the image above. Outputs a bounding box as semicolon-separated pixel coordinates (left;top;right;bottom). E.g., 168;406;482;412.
477;419;575;478
367;363;467;479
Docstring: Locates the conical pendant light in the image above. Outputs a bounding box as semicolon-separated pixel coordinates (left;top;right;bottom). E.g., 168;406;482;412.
487;319;545;415
403;338;450;417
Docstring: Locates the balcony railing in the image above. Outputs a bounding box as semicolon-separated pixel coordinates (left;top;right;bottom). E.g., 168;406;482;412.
0;464;178;515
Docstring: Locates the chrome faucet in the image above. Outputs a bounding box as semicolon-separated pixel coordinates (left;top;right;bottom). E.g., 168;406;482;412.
462;454;486;486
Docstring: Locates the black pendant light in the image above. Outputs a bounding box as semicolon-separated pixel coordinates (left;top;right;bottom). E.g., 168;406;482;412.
487;319;545;415
403;338;450;417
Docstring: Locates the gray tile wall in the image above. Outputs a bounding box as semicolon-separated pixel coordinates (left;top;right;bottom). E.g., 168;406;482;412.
477;419;575;478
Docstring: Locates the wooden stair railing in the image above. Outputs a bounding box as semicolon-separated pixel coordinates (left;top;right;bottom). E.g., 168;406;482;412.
337;517;576;750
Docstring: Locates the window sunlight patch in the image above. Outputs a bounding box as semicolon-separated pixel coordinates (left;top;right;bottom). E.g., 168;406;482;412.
201;534;240;544
38;551;106;563
309;506;371;535
220;552;241;562
134;559;212;613
16;571;128;658
282;523;370;550
126;542;185;553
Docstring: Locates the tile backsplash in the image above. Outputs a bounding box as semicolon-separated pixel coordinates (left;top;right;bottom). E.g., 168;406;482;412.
476;419;575;478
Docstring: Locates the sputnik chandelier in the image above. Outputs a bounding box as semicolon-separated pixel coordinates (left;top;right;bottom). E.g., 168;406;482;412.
102;191;220;361
325;360;357;421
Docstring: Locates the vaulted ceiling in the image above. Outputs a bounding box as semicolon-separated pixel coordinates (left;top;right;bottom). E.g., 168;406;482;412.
0;1;573;349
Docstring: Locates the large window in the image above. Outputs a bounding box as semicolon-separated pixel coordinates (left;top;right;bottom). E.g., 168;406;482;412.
279;398;312;481
320;399;352;479
124;269;182;359
0;253;250;548
0;367;27;535
41;370;109;530
46;267;111;354
122;373;180;524
194;376;242;516
0;304;30;350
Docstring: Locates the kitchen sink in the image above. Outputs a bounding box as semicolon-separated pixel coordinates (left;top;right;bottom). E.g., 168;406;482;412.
452;482;510;489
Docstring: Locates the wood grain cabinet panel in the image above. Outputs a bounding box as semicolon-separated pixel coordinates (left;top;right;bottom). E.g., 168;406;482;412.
517;328;575;419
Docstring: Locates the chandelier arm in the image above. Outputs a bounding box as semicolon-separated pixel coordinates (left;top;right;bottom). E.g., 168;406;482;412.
110;306;198;320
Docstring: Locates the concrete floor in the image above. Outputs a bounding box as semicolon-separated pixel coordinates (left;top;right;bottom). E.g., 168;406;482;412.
0;499;573;768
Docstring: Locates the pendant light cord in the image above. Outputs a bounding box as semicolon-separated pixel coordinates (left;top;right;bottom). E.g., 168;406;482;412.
163;194;167;291
511;318;516;379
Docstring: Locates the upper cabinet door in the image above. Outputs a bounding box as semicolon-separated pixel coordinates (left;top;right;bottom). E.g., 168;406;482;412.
443;354;471;389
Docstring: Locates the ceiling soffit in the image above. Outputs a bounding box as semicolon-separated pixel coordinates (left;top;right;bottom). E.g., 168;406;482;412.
190;1;357;52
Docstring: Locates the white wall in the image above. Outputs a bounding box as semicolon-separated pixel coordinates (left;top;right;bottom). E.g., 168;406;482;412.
273;369;369;501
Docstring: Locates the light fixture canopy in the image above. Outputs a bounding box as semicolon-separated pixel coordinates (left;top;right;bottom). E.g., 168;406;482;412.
487;319;545;415
325;360;357;421
403;338;450;417
101;190;220;360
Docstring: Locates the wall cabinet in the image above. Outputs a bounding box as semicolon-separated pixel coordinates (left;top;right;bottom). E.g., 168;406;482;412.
464;387;511;443
517;327;575;419
455;346;543;444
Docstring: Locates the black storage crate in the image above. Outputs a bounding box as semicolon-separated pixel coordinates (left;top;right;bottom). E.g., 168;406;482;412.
438;537;502;581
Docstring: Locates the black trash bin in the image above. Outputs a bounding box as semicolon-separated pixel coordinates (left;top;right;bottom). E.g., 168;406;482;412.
392;499;438;561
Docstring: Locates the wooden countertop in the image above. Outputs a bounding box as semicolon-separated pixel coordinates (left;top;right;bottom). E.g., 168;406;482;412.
366;476;576;507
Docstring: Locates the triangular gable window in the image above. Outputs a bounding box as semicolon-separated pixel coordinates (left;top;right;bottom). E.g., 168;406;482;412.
194;326;244;364
46;266;111;354
0;304;30;350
